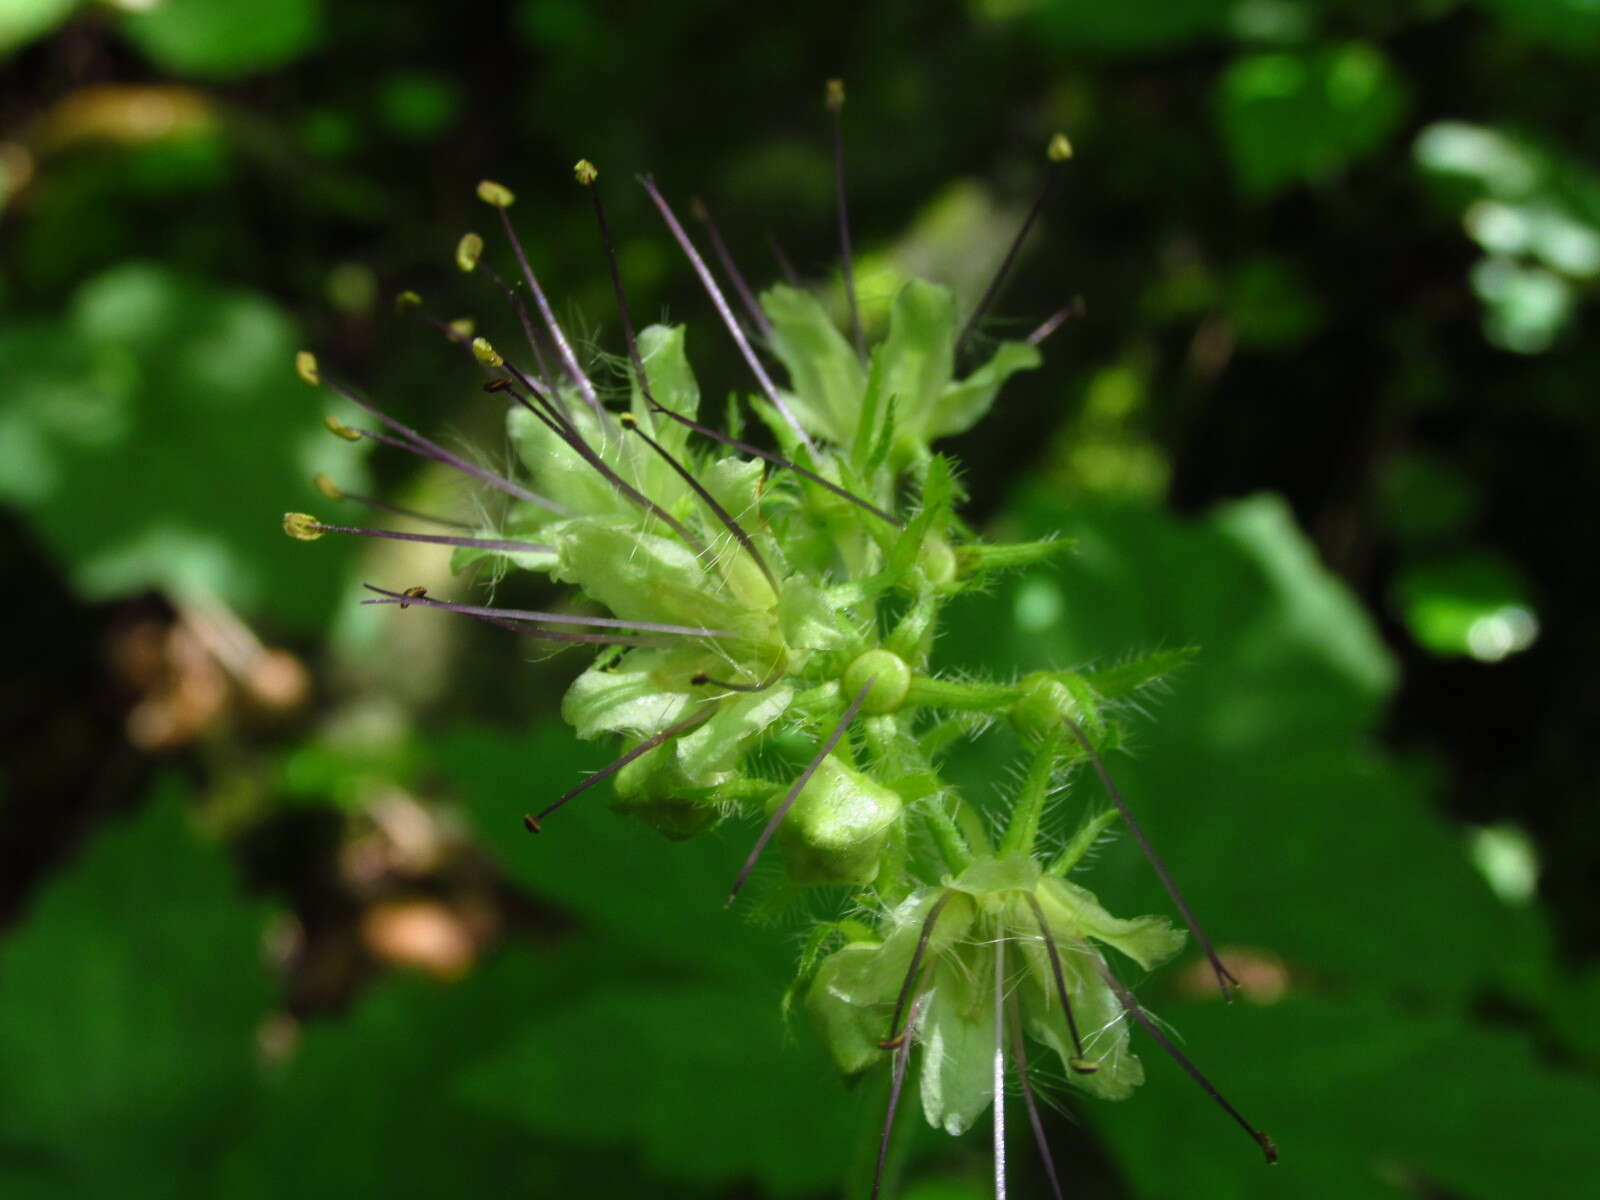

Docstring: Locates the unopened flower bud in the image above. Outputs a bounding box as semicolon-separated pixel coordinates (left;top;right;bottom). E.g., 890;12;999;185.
771;757;901;886
456;232;483;272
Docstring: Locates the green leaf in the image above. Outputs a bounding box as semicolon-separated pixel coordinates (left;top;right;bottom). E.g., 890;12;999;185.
433;726;862;1193
1215;44;1408;197
0;262;354;627
1030;0;1232;53
1091;995;1600;1199
0;780;270;1197
215;947;678;1200
1474;0;1600;58
122;0;321;79
0;0;76;57
939;491;1548;1001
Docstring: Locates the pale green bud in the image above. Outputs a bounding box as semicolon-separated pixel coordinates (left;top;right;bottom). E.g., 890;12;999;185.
770;757;902;886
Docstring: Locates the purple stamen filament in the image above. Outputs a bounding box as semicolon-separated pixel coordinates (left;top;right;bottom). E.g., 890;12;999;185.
360;583;734;638
725;675;876;905
307;521;553;555
638;174;818;456
1062;715;1239;1000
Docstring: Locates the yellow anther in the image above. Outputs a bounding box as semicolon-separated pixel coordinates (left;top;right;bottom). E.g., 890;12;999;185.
324;415;361;441
282;512;325;541
574;159;598;186
476;179;515;208
295;350;320;386
456;232;483;272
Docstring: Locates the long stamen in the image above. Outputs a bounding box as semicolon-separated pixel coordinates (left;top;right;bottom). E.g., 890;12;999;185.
479;265;564;410
618;412;779;594
488;370;707;555
1007;993;1065;1200
1020;892;1096;1071
305;361;565;515
477;180;608;423
956;132;1073;357
691;668;782;694
1094;961;1278;1165
693;196;773;338
879;891;954;1049
638;174;818;455
531;706;714;829
725;676;876;905
1062;715;1239;1000
283;514;553;556
371;596;672;649
647;401;903;528
1026;296;1086;347
767;233;802;287
871;991;927;1200
359;583;734;638
992;931;1008;1200
575;159;654;388
312;475;473;530
826;79;865;359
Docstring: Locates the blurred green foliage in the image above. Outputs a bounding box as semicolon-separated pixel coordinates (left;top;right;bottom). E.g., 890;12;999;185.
2;0;1598;1197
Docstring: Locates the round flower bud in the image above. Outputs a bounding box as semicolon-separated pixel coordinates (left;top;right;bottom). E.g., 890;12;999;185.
1010;671;1077;745
770;757;902;886
842;649;911;715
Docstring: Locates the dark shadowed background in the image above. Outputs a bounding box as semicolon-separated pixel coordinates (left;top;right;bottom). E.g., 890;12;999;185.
2;1;1598;1197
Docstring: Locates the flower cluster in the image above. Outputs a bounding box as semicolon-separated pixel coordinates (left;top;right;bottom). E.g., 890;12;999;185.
285;82;1273;1197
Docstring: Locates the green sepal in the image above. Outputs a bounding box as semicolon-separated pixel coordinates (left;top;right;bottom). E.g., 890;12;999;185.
554;519;757;638
760;284;864;442
954;537;1077;579
918;945;996;1135
631;324;700;442
927;340;1041;440
561;648;697;739
777;574;854;654
805;943;890;1076
1011;924;1144;1100
508;400;659;522
449;536;558;578
1038;875;1188;971
878;278;957;441
1077;647;1199;699
674;684;794;782
609;784;723;841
